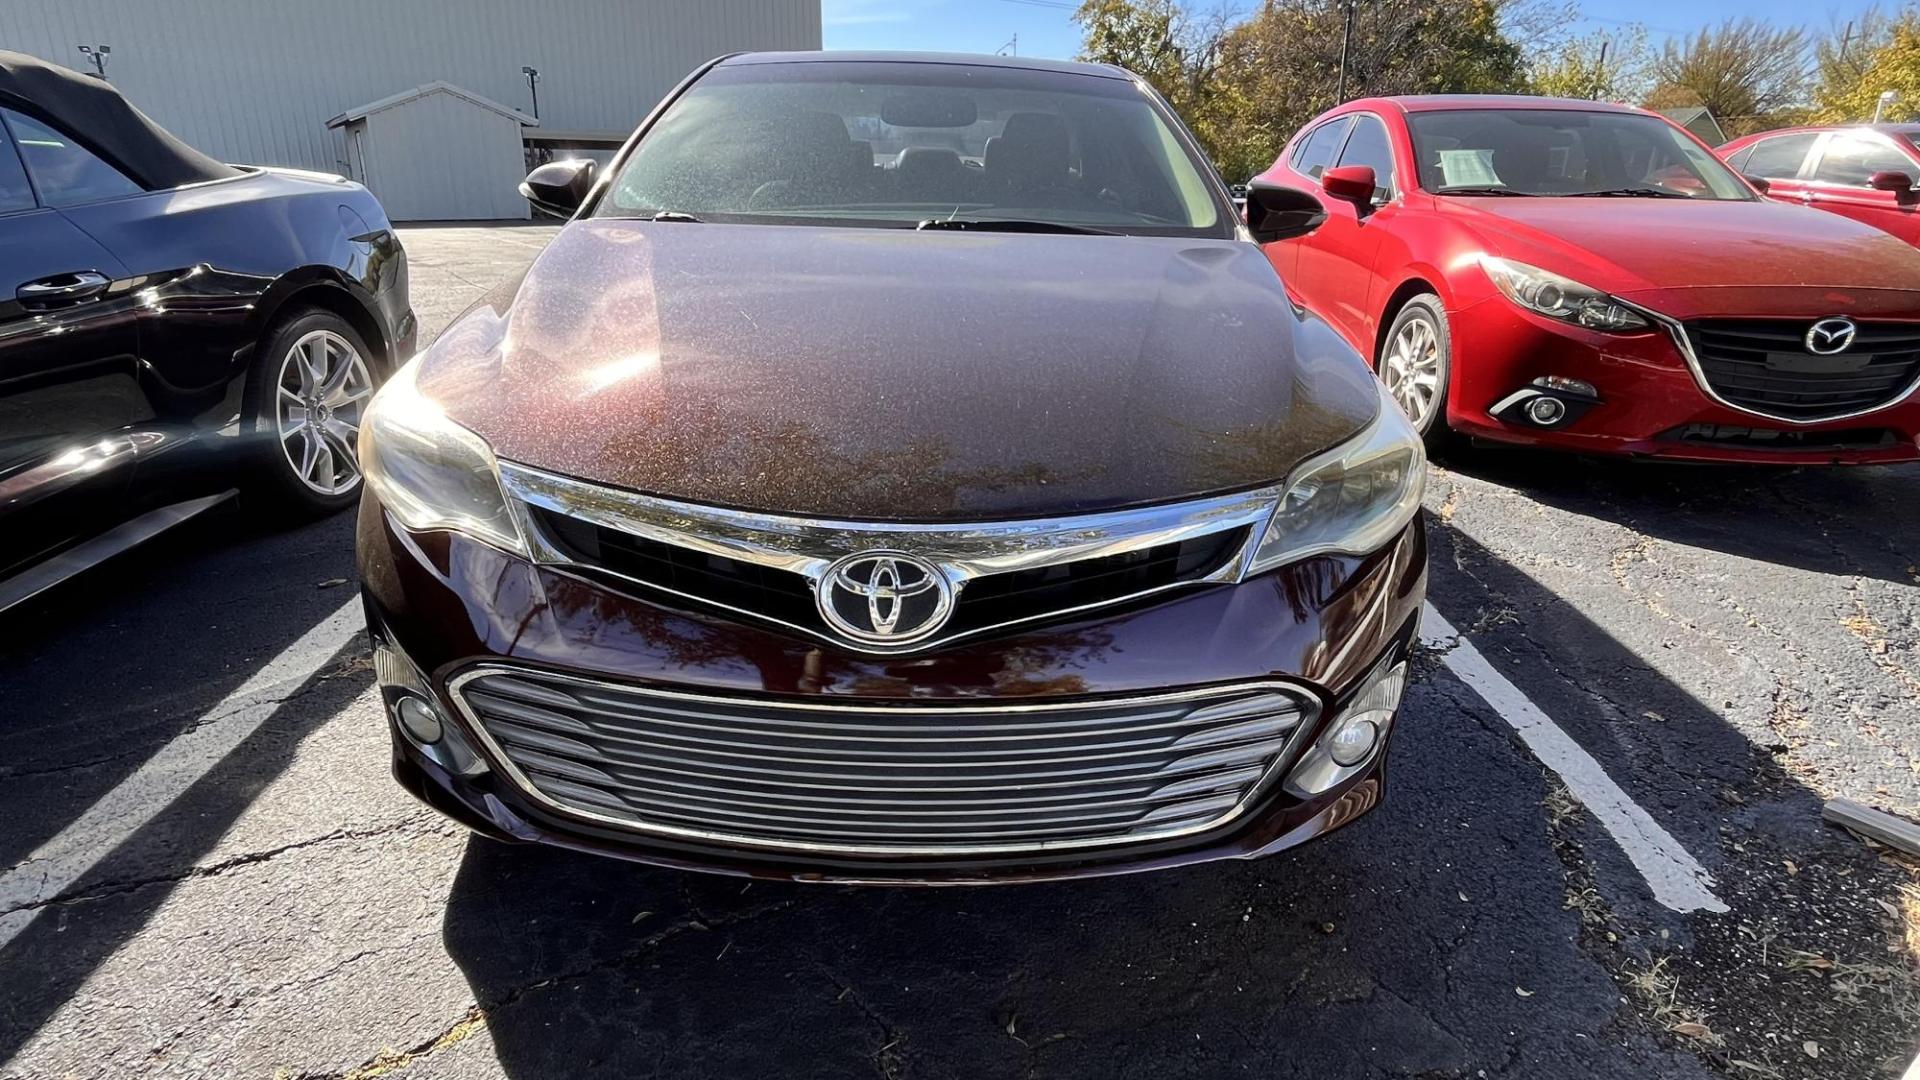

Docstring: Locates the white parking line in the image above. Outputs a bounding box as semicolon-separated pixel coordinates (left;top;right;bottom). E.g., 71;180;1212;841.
1421;602;1727;914
0;596;363;951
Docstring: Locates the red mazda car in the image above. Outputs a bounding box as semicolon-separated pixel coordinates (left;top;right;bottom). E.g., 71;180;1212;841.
1716;124;1920;246
1252;96;1920;464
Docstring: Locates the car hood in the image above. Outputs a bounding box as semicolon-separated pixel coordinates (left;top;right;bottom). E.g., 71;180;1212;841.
416;219;1378;521
1441;197;1920;318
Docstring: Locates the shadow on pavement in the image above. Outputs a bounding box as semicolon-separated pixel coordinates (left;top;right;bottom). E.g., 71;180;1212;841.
1438;448;1919;585
438;522;1916;1080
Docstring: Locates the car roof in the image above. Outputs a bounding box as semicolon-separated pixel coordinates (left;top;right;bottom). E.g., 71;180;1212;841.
1363;94;1648;115
717;51;1134;81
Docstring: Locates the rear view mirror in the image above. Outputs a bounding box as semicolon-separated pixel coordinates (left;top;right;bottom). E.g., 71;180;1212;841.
1869;169;1915;194
520;158;596;218
879;90;978;128
1244;180;1327;244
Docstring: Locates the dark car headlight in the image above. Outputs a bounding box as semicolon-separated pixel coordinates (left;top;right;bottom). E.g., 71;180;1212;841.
1246;381;1425;575
359;360;527;556
1480;255;1648;332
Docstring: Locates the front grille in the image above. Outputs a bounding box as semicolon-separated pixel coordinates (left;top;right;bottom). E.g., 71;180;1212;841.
451;667;1316;855
1684;320;1920;420
532;504;1246;643
1659;423;1900;450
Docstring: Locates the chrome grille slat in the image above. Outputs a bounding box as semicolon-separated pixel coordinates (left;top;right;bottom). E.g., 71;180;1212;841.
451;667;1318;856
1679;317;1920;422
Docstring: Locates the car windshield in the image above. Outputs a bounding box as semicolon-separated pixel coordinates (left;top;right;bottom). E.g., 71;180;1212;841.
597;60;1226;236
1406;109;1754;200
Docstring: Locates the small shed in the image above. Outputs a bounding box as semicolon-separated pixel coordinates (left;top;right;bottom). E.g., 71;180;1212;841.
1656;106;1729;147
327;82;535;221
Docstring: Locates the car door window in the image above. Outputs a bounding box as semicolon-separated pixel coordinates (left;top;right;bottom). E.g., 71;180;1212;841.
1335;115;1397;200
1811;133;1915;187
1290;117;1353;180
1740;133;1818;180
0;117;35;214
1;109;142;207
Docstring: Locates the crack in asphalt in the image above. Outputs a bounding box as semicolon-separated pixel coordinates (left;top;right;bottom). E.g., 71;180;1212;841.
818;964;910;1079
0;818;429;918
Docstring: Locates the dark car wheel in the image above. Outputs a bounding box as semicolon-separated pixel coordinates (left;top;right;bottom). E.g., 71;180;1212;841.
1379;294;1451;448
245;308;379;516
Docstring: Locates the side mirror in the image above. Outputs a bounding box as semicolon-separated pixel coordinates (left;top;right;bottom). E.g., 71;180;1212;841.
1869;169;1915;194
1321;164;1378;205
520;159;596;218
1744;174;1771;194
1245;180;1327;244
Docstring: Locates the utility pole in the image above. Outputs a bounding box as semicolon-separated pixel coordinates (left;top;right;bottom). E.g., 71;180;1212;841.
520;66;541;121
997;33;1017;56
75;44;110;79
1336;0;1354;101
1594;39;1609;100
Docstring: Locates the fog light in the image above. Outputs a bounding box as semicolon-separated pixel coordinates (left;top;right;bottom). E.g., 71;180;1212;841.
395;695;444;745
1526;396;1567;425
1328;716;1380;766
1285;659;1409;797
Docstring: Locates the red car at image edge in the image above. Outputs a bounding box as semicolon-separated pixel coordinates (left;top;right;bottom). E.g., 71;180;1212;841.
1251;95;1920;464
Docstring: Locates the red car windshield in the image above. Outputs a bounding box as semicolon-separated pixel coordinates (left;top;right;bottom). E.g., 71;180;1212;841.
1406;109;1753;200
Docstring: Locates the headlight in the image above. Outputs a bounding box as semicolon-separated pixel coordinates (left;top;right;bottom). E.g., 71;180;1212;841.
1480;256;1648;332
360;359;526;555
1246;381;1425;575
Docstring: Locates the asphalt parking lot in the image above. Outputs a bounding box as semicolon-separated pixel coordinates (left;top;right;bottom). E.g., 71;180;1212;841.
3;223;1917;1080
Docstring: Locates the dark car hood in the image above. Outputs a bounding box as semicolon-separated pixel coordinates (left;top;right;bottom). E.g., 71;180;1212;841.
1441;197;1920;317
418;219;1377;521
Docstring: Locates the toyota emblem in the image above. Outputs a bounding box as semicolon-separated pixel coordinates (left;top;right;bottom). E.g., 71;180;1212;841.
1805;317;1858;356
816;551;954;645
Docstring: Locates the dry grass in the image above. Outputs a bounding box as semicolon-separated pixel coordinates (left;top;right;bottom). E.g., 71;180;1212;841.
1626;956;1722;1046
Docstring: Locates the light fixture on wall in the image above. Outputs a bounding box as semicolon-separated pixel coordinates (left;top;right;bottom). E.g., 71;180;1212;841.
75;44;111;79
521;66;541;121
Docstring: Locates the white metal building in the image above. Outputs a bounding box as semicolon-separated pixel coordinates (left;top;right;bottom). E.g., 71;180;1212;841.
0;0;821;219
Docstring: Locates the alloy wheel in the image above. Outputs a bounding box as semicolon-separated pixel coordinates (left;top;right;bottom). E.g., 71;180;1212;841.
1382;315;1442;430
275;329;372;495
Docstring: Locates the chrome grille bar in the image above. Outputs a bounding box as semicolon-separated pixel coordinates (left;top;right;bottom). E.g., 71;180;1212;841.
449;666;1319;856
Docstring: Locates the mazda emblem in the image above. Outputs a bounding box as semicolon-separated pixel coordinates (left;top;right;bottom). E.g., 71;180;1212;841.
816;551;954;645
1805;317;1858;356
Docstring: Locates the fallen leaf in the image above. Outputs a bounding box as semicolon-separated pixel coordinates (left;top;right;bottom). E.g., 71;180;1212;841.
316;577;348;589
1803;1041;1819;1059
1670;1021;1714;1041
1515;987;1533;997
1005;1015;1017;1035
631;911;652;924
1783;860;1799;875
1643;711;1666;722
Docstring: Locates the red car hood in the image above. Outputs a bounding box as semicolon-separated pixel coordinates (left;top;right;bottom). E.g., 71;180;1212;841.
1441;197;1920;319
414;218;1377;522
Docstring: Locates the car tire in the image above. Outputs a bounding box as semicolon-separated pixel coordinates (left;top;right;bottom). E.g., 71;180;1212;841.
1378;294;1452;450
243;308;381;517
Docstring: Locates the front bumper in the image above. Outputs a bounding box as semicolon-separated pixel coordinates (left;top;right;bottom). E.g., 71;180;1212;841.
357;497;1427;883
1444;298;1920;465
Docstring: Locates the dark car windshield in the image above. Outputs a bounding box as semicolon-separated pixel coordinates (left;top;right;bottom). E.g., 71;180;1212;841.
597;61;1226;236
1407;109;1753;200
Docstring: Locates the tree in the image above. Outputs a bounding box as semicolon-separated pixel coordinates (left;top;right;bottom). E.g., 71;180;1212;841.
1530;28;1651;102
1644;19;1811;135
1810;7;1920;122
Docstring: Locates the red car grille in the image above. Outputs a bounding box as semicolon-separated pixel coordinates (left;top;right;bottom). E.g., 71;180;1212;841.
1684;320;1920;421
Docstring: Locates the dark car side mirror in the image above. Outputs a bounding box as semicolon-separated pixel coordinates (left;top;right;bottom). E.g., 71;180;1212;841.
1321;165;1378;205
1870;169;1915;194
1744;174;1771;194
520;159;596;219
1245;180;1327;244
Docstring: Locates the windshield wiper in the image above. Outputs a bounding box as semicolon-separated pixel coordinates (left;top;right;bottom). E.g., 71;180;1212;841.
915;218;1119;236
1563;187;1691;199
1432;186;1538;197
648;210;705;222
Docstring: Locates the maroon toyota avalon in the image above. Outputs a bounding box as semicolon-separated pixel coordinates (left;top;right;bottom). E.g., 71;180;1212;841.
356;52;1427;883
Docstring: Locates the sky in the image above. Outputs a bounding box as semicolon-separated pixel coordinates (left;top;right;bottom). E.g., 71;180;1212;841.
821;0;1895;59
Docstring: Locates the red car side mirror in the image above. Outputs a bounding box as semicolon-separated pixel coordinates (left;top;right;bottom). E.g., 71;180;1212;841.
1869;169;1915;194
1321;165;1378;204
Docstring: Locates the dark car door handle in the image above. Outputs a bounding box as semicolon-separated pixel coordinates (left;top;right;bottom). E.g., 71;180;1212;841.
17;271;111;307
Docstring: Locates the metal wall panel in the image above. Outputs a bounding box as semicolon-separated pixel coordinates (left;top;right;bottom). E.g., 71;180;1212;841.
0;0;821;175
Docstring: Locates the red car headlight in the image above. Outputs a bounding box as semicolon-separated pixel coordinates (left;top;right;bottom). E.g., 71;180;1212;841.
1480;255;1649;333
